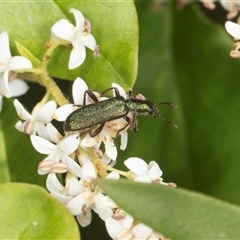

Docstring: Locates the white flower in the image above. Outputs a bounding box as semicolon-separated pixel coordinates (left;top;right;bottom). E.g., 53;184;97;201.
30;133;81;177
225;21;240;39
14;99;57;140
0;31;32;98
124;157;163;183
51;8;97;69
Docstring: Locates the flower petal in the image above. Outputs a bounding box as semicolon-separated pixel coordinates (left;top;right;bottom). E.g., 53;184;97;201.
15;120;25;133
8;79;29;97
64;155;82;178
8;56;32;70
51;192;73;204
148;161;163;179
0;31;11;63
45;123;61;143
70;8;85;32
34;122;50;138
68;42;86;69
81;134;96;148
99;196;117;209
14;99;33;120
58;134;79;154
66;193;87;215
78;33;96;50
225;21;240;39
105;136;117;161
118;212;133;229
30;135;57;154
51;19;75;42
120;131;128;150
76;208;92;227
134;175;151;183
105;217;123;240
72;77;88;105
33;100;57;123
95;206;113;222
66;177;84;196
53;104;75;121
46;172;64;193
106;171;120;180
81;161;97;181
0;70;11;97
132;223;152;239
124;157;148;175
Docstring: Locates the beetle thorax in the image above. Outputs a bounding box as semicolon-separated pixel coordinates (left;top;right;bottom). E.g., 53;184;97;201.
126;99;159;116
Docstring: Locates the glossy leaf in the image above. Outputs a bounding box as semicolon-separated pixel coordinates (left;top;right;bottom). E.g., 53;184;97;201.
98;179;240;239
0;182;79;239
0;1;138;90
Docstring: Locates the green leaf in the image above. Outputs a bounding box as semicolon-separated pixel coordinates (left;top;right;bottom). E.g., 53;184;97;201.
15;41;41;67
0;1;138;90
0;182;79;239
98;179;240;239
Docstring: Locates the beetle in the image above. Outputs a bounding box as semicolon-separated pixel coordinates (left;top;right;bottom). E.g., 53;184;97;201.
64;87;177;138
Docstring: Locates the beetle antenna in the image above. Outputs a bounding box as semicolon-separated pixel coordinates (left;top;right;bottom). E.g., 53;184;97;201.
158;102;178;128
158;102;177;109
158;114;178;128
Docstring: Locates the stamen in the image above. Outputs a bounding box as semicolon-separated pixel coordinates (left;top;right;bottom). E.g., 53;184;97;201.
38;160;55;171
24;121;32;134
93;45;100;58
84;18;91;33
113;211;126;220
51;162;68;173
81;204;88;216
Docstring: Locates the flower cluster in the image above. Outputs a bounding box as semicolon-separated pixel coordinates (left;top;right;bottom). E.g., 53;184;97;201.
20;76;176;239
2;7;176;240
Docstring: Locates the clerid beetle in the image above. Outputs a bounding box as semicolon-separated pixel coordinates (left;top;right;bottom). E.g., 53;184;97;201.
64;87;177;138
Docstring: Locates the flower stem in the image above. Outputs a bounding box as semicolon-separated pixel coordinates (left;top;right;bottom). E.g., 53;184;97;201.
105;165;128;177
40;69;68;106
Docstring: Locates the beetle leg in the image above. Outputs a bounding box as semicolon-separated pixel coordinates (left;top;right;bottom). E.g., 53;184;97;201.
129;113;138;133
101;87;120;97
112;117;131;145
83;90;99;105
128;90;134;98
89;123;105;137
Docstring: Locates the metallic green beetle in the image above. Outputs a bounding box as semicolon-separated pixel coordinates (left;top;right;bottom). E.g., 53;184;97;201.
64;87;177;137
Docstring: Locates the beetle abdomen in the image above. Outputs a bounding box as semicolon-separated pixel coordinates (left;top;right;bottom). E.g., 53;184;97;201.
64;97;128;132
